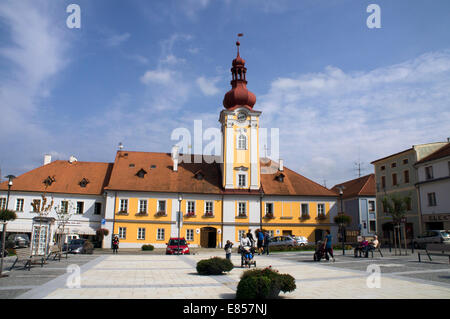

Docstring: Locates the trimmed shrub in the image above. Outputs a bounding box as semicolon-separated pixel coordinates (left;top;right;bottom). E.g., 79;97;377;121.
236;267;296;299
7;248;16;256
196;257;233;275
82;241;94;254
142;244;154;251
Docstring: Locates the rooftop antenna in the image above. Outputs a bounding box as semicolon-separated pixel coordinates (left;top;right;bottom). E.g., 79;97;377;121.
354;161;365;178
323;179;327;188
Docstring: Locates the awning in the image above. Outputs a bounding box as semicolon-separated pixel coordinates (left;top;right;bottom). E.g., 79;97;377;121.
68;226;97;235
3;223;32;233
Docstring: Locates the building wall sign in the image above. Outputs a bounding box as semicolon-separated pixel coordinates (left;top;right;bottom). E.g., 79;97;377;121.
423;214;450;222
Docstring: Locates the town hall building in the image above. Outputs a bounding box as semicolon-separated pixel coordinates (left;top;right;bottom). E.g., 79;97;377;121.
0;41;339;249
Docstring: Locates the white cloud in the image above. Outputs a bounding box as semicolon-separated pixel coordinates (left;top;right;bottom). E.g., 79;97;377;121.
140;69;174;85
105;32;131;47
0;0;70;173
258;50;450;187
196;76;221;96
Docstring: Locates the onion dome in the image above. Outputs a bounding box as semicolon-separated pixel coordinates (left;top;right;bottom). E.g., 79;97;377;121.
223;40;256;110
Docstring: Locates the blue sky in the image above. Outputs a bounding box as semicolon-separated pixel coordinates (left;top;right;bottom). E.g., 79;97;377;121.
1;0;449;188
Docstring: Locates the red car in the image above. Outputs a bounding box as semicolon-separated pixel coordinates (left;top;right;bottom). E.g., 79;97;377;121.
166;237;190;255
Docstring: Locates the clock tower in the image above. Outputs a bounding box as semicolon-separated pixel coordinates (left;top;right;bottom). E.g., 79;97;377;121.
219;39;261;190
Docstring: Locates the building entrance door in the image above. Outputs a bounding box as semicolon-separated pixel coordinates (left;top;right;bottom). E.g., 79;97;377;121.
200;227;217;248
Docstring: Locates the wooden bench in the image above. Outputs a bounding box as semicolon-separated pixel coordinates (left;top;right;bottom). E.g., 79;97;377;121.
46;245;69;261
418;243;450;263
354;242;383;258
10;248;45;271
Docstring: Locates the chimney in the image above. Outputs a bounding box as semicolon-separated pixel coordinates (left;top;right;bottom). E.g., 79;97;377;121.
171;145;179;172
69;156;78;164
44;154;52;166
279;159;284;172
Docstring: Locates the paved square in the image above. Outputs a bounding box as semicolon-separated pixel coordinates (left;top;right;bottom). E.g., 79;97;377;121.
1;249;449;299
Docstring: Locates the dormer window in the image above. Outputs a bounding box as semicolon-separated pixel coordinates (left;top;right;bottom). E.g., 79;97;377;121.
79;178;90;188
194;170;204;180
43;176;55;187
136;169;147;178
276;173;285;182
129;163;135;168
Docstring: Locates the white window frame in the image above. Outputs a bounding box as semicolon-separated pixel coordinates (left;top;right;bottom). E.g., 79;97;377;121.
265;202;274;216
427;192;437;207
186;229;194;241
0;198;6;210
238;202;247;217
157;200;166;213
238;230;246;241
205;201;214;216
368;201;375;212
32;199;41;212
61;201;69;214
119;199;128;213
16;198;24;212
137;227;146;240
425;166;434;180
76;201;84;214
301;203;309;218
237;173;247;188
317;203;325;217
268;230;274;237
237;134;247;150
139;199;148;214
118;227;126;239
187;201;196;214
157;228;165;241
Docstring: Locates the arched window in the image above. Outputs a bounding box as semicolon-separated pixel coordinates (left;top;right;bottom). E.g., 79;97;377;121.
237;134;247;150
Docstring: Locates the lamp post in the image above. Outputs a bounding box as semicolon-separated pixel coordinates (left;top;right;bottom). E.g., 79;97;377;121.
5;175;16;210
259;188;264;231
337;186;345;256
177;193;183;255
1;175;15;278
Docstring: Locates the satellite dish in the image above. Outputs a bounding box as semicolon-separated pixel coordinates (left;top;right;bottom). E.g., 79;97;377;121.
118;142;124;150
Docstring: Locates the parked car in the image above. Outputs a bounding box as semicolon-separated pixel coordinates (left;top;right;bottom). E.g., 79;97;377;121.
293;236;309;247
63;239;94;254
412;230;450;249
166;237;190;255
268;236;298;248
7;234;30;248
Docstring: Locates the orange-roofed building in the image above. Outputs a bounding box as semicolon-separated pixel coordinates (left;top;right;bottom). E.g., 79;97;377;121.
0;40;339;249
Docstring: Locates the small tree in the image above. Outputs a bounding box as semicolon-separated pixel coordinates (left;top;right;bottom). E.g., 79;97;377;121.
0;209;17;277
54;200;74;253
96;228;109;247
382;194;410;255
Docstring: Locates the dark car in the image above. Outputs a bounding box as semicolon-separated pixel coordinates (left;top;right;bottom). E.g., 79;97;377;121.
166;238;190;255
7;234;30;248
412;230;450;249
63;239;93;254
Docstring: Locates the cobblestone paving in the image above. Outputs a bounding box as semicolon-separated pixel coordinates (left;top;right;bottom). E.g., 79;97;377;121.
1;249;449;299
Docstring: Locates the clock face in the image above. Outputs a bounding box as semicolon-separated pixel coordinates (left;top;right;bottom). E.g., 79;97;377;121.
237;112;247;122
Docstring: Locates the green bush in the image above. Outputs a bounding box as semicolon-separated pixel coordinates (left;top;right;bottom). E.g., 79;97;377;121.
82;241;94;254
7;248;16;256
142;244;154;251
332;244;353;250
196;257;233;275
236;267;296;299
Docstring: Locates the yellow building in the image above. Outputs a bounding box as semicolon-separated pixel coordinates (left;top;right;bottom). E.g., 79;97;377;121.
102;42;338;249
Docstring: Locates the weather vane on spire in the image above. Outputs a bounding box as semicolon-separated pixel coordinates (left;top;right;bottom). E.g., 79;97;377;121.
236;33;243;55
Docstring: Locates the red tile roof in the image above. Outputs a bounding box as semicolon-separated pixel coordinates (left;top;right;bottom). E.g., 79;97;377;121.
105;151;337;197
0;161;113;195
331;174;375;199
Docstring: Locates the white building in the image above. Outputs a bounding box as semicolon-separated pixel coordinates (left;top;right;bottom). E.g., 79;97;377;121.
415;142;450;231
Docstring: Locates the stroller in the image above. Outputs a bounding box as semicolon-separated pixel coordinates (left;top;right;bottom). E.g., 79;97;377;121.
239;245;257;268
313;240;326;261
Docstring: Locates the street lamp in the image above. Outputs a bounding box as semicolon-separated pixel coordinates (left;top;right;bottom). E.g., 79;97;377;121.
177;193;183;255
5;175;16;210
337;186;346;256
259;188;264;231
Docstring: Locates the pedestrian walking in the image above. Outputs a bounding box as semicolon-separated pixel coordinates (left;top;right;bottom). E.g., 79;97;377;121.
112;235;119;254
262;230;270;255
323;230;335;262
247;229;255;247
256;229;264;255
224;240;233;260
